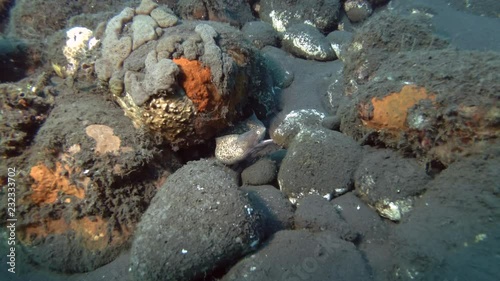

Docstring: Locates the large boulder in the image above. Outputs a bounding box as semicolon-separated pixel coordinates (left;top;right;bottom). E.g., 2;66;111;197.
174;0;254;27
259;0;341;33
354;148;430;221
282;23;337;61
222;230;371;281
7;87;178;273
130;159;263;281
337;12;499;166
392;154;500;280
242;21;280;50
294;195;355;241
278;127;363;202
95;3;276;149
240;185;294;239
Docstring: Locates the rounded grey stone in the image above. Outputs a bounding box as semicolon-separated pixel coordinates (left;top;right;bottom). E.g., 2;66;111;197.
130;159;262;281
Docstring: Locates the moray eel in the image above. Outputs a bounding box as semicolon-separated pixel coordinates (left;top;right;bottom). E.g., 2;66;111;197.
215;114;270;165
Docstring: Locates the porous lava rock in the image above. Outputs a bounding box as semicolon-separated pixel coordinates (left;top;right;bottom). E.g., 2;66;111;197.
278;127;363;202
332;193;392;281
259;0;341;33
130;159;263;281
271;108;326;148
282;23;337;61
331;192;387;242
242;21;280;49
174;0;255;27
294;195;355;241
6;89;179;273
241;157;277;185
221;230;371;281
0;74;53;158
392;154;500;280
338;12;499;166
240;185;294;239
95;2;276;149
354;148;430;221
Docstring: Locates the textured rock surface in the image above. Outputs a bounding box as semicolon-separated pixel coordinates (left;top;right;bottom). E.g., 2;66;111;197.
222;230;371;281
174;0;254;27
271;109;326;147
282;23;337;61
242;21;280;49
295;195;355;241
130;159;263;281
392;155;500;280
332;192;392;281
10;89;178;273
259;0;341;33
261;47;295;88
326;30;354;62
331;192;387;241
278;128;363;201
95;3;276;149
0;77;53;157
240;185;294;239
338;12;500;166
354;148;430;221
241;158;277;185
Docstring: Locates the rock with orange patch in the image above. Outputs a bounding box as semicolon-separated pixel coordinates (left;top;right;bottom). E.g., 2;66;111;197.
19;215;132;272
361;85;436;132
338;14;500;166
29;162;85;204
9;71;181;273
97;6;276;149
21;154;134;273
173;57;220;112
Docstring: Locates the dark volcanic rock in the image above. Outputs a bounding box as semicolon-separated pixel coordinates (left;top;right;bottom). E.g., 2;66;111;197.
344;0;373;23
321;115;342;131
295;195;356;241
354;148;430;221
242;21;280;49
241;157;277;185
278;127;363;201
331;192;386;242
336;12;500;166
391;154;500;280
222;230;371;281
259;0;341;33
175;0;254;27
326;30;354;62
130;159;263;281
240;185;294;239
8;88;174;273
271;108;326;148
282;23;337;61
